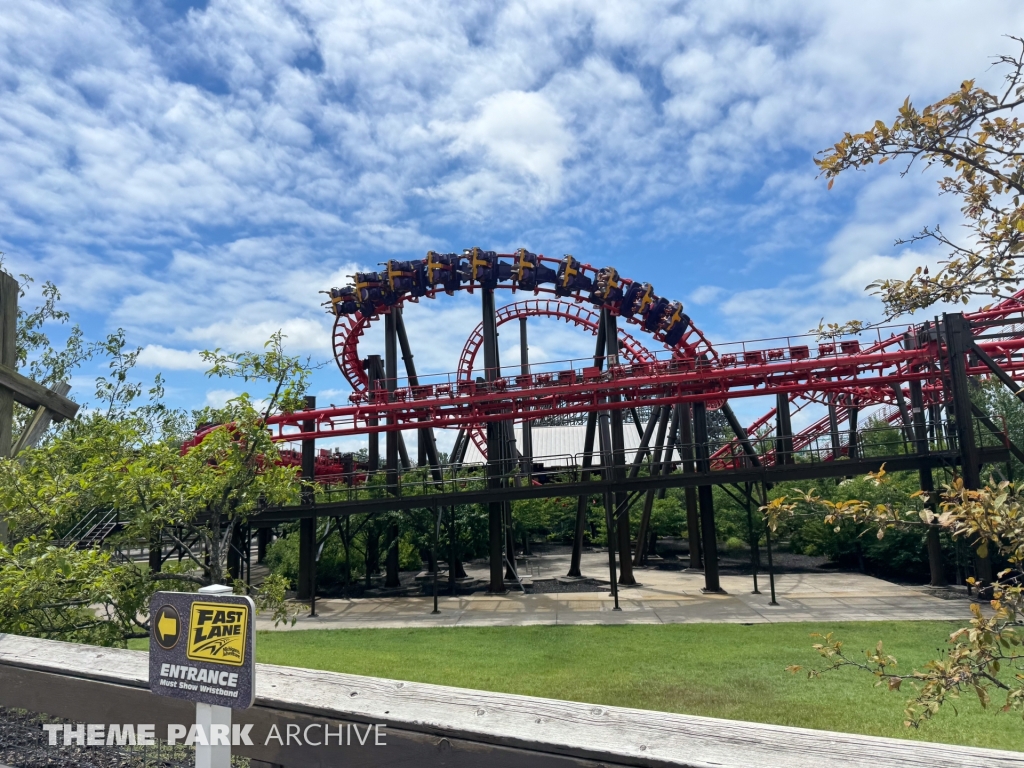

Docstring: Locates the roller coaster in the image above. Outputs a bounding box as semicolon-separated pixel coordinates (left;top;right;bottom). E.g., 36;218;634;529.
215;248;1024;601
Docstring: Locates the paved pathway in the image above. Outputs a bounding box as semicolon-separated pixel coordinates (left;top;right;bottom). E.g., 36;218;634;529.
256;549;976;631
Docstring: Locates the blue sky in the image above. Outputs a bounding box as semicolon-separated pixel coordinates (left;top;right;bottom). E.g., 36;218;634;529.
1;0;1022;446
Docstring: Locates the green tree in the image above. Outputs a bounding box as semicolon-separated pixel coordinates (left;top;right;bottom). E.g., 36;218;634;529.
779;40;1024;728
817;37;1024;324
0;298;305;642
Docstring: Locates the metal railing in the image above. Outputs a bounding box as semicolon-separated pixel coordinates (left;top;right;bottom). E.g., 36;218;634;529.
295;420;982;507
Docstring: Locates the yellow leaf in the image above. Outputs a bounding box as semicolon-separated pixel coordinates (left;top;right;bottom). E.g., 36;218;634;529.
977;543;989;559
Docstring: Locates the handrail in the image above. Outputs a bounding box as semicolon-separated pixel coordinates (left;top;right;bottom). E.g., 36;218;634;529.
1;634;1021;768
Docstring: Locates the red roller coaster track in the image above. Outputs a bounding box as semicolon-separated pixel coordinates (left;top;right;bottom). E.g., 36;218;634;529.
195;250;1024;479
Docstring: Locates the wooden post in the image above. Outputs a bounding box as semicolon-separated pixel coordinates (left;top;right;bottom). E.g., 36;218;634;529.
0;272;78;548
0;272;15;546
0;271;16;460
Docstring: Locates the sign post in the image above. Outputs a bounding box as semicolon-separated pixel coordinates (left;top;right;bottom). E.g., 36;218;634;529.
150;584;256;768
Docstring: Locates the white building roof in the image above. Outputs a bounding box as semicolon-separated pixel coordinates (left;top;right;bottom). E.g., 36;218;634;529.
462;423;646;467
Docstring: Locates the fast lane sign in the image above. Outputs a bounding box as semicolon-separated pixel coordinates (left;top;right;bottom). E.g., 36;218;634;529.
149;591;255;709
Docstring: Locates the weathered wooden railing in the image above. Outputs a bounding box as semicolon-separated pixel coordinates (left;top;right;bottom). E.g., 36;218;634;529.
0;634;1021;767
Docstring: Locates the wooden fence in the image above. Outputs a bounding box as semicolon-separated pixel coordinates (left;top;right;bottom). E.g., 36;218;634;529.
1;633;1021;767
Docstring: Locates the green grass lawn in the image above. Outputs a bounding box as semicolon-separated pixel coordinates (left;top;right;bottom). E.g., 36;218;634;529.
130;622;1022;751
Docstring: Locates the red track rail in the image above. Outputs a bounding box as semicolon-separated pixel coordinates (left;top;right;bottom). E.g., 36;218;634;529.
330;253;720;393
456;299;655;455
265;334;1024;442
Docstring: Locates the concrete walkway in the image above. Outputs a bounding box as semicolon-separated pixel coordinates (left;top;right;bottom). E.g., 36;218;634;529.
256;549;977;631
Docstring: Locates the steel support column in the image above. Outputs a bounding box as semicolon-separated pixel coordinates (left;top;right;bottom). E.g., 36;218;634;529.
906;330;946;588
598;407;620;610
384;313;401;589
257;528;269;564
568;318;607;578
694;400;722;592
678;403;701;570
827;391;842;459
482;290;505;593
605;310;636;586
634;406;670;566
847;397;860;462
944;312;992;586
297;395;317;600
775;393;794;465
366;355;382;471
519;317;534;479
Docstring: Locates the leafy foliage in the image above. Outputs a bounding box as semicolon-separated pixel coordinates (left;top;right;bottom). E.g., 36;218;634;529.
0;271;308;642
816;38;1024;324
775;471;1024;726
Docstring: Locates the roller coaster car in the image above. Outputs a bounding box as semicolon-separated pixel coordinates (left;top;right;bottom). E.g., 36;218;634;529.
409;259;429;297
326;286;359;316
555;255;593;297
385;260;418;296
641;296;669;332
460;247;511;289
354;271;390;314
618;281;644;317
425;251;462;294
589;267;623;308
512;249;557;290
659;302;691;346
635;283;656;317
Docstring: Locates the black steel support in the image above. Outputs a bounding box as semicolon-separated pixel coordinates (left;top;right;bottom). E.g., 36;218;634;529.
634;406;670;566
847;397;860;462
297;395;317;600
258;446;1011;523
742;483;760;594
568;319;607;578
945;313;992;586
973;403;1024;465
256;527;269;564
722;402;762;469
482;290;505;593
604;310;635;586
775;393;794;465
148;533;163;575
693;401;722;593
677;403;701;570
598;407;621;610
910;376;945;587
891;384;913;443
520;318;534;479
827;391;842;458
366;356;382;471
384;313;401;589
227;523;244;582
502;420;519;581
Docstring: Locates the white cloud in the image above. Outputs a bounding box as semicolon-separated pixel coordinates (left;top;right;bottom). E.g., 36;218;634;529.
0;0;1021;412
689;285;724;306
204;388;238;408
138;344;208;371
